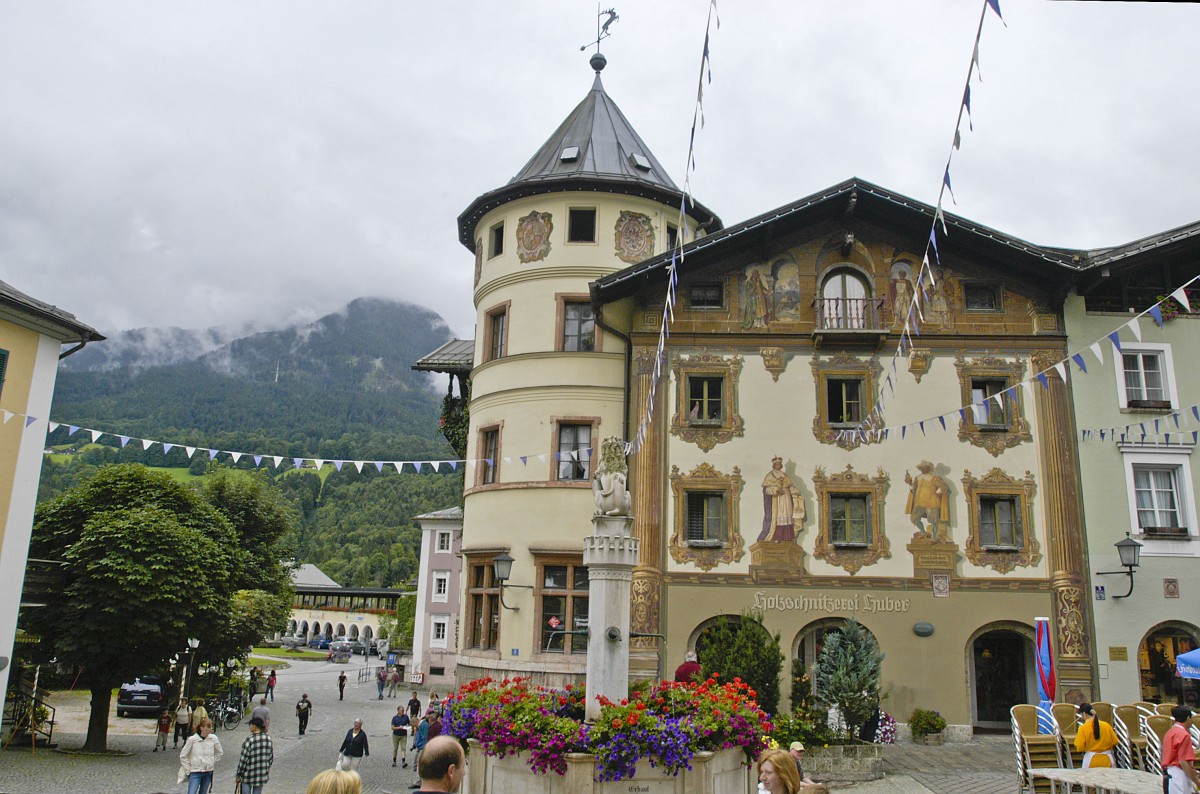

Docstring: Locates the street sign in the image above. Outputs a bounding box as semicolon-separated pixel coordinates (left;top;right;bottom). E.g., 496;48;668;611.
547;616;561;629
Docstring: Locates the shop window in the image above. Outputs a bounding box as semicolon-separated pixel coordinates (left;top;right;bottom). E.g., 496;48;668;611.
1139;625;1200;704
962;467;1040;573
1118;346;1176;410
560;300;595;352
466;562;500;651
670;352;744;452
955;355;1031;456
669;463;744;570
555;421;593;481
568;208;596;243
812;464;889;574
811;352;879;450
537;560;589;654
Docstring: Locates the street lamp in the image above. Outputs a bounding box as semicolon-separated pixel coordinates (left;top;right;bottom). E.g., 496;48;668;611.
182;638;200;706
1097;533;1143;599
492;552;530;611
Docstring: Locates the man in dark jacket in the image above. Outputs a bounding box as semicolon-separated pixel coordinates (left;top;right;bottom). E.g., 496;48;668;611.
338;718;369;772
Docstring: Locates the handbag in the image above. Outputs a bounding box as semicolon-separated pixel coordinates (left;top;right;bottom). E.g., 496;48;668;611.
335;754;345;772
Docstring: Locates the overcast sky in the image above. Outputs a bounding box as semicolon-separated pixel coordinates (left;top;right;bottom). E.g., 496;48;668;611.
2;1;1196;340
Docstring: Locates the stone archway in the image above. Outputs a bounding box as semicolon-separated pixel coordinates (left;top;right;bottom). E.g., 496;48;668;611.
1138;621;1200;706
348;625;359;640
966;621;1035;729
324;622;334;638
362;625;374;644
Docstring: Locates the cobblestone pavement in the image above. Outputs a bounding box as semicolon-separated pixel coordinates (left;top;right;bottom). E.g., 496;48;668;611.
3;661;1022;794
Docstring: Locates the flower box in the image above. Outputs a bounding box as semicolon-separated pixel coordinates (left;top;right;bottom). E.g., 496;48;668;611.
465;740;752;794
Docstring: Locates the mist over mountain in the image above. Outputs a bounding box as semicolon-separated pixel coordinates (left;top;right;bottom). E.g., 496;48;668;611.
50;297;456;461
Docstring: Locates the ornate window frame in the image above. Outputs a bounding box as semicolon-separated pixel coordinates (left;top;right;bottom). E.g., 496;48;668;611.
961;467;1040;574
955;355;1031;456
810;352;880;450
669;463;744;571
671;352;744;452
812;465;890;575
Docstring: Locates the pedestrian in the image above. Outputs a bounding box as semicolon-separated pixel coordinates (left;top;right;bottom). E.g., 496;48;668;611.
234;716;274;794
376;667;387;700
1073;703;1118;768
306;769;362;794
178;717;223;794
251;697;271;733
408;735;465;793
296;692;313;736
674;650;703;683
1163;703;1200;793
391;705;411;767
265;670;277;702
155;708;171;752
337;718;370;772
249;667;260;696
190;698;209;737
427;690;441;711
387;666;401;698
786;742;827;792
174;699;193;747
407;691;421;719
338;671;347;701
409;712;430;788
427;709;442;740
758;747;801;794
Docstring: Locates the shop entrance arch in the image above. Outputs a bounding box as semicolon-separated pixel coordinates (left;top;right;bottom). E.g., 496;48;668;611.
968;623;1035;730
1138;621;1199;706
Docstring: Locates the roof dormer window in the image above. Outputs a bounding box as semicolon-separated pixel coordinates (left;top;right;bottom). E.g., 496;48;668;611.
560;146;580;162
630;153;651;171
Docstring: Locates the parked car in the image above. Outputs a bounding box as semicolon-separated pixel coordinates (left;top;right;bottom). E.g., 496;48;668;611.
281;636;303;649
309;635;331;649
117;676;166;717
348;639;369;656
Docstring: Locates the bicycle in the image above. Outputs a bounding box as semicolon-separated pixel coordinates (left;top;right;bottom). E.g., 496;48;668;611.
204;697;242;731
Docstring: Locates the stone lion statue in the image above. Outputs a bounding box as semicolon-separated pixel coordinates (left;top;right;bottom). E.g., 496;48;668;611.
592;436;632;517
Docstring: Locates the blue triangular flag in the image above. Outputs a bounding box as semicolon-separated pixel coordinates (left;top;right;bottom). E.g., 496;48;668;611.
293;458;304;469
375;462;384;473
920;421;926;436
119;435;130;447
68;425;80;435
1108;331;1122;353
25;416;37;428
963;85;973;131
1072;354;1086;374
163;443;175;454
209;449;219;460
254;455;263;466
943;168;956;204
938;416;946;431
1149;305;1164;327
1037;373;1049;389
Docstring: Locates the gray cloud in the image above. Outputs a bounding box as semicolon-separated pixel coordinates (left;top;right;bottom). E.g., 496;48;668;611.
1;1;1196;338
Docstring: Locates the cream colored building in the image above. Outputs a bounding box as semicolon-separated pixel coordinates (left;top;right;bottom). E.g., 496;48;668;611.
0;280;101;719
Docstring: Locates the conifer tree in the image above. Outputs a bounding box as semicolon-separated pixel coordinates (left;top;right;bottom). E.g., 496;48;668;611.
814;618;884;738
695;609;784;714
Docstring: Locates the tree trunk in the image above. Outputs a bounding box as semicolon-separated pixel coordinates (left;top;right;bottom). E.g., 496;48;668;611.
83;685;112;753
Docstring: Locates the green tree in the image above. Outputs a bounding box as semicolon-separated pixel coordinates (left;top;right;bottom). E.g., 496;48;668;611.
695;610;784;714
376;592;416;650
814;618;884;739
28;464;240;752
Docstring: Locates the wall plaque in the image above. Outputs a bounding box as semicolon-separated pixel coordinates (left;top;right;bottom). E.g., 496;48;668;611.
1109;646;1129;662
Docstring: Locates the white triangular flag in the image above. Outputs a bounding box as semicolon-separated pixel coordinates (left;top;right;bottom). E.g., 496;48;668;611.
230;452;243;463
185;446;197;458
1171;286;1192;313
91;429;103;442
1089;341;1105;366
353;461;364;473
1054;362;1067;382
48;421;59;432
1127;317;1142;342
273;456;283;467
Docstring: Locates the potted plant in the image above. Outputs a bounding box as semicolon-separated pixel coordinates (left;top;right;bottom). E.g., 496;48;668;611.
908;708;946;745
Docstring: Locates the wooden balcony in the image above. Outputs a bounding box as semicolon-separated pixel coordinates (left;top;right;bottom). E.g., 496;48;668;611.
811;297;888;347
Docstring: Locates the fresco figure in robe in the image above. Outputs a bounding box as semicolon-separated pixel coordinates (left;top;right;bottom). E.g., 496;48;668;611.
743;267;773;329
758;456;805;543
891;268;914;329
905;461;950;541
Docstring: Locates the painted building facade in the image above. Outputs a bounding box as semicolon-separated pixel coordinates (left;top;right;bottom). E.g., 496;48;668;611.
0;279;101;719
411;507;463;690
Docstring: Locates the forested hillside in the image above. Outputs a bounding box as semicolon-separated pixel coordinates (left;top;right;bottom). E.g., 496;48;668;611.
39;297;465;587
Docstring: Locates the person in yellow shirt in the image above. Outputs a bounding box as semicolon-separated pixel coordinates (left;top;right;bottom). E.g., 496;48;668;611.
1074;702;1118;768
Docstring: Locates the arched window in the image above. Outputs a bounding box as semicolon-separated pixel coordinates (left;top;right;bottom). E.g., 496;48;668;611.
820;269;870;329
1139;622;1199;705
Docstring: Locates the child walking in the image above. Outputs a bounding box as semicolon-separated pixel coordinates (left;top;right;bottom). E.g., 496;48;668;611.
154;708;171;752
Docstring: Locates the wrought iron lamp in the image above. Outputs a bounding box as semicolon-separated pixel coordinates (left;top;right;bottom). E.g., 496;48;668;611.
492;552;531;611
1096;533;1143;599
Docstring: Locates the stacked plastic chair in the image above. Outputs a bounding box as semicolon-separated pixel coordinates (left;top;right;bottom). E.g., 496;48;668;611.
1142;714;1174;772
1011;704;1063;793
1051;703;1080;769
1113;704;1151;770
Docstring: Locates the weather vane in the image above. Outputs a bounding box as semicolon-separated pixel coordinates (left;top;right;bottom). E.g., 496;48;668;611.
581;6;618;52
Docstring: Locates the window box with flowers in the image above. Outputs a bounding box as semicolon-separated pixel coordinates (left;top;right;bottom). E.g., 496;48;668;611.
446;675;766;793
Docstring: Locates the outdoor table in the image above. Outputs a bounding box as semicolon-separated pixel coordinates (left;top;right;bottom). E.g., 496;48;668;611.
1030;766;1162;794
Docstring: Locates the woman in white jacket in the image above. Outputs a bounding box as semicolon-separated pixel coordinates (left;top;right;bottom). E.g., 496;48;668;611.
178;717;223;794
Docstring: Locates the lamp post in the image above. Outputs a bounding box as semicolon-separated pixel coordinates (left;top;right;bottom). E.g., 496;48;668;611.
492;552;530;611
1097;533;1143;599
182;637;199;706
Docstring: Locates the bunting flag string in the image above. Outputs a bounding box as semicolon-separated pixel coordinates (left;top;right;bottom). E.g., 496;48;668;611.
861;0;1001;436
627;0;720;457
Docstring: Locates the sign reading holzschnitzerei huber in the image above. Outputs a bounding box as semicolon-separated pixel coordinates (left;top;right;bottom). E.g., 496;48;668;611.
752;591;912;614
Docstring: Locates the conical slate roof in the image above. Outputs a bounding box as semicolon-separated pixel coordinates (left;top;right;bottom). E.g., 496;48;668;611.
458;62;720;249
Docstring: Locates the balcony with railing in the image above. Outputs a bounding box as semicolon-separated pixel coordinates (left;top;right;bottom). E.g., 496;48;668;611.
812;297;888;345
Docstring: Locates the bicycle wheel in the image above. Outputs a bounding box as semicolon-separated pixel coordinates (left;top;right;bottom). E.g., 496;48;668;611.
223;710;241;731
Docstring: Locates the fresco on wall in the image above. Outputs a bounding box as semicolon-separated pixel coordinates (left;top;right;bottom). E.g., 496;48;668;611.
750;455;807;579
741;260;802;329
889;261;915;329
